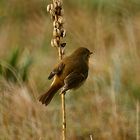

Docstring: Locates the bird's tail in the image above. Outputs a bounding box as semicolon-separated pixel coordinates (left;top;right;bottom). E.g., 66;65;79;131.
39;85;61;106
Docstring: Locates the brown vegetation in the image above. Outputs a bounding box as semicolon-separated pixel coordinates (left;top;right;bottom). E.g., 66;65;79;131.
0;0;140;139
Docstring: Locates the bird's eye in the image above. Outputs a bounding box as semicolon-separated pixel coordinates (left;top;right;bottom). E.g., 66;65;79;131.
86;53;89;57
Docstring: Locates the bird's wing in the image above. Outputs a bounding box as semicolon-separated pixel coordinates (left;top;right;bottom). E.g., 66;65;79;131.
48;62;65;80
61;71;88;93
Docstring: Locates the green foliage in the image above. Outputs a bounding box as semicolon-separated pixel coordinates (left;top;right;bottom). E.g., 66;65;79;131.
20;55;33;82
0;47;32;83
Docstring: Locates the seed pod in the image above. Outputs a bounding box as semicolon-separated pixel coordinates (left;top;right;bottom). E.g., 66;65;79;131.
51;15;55;20
58;16;64;24
56;28;61;36
61;48;65;55
61;43;66;48
55;37;60;47
50;4;54;11
51;39;55;47
53;21;60;28
57;1;62;7
53;0;57;3
54;39;59;47
53;21;56;27
50;9;55;17
53;28;61;37
51;38;59;47
56;36;60;42
58;47;65;59
47;4;51;12
53;2;58;9
55;8;61;15
60;29;66;37
60;45;65;55
53;28;57;37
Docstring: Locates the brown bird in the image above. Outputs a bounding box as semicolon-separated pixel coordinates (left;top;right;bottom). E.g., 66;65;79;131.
39;47;92;106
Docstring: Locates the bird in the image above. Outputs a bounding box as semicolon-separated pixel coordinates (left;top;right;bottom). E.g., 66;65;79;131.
39;47;93;106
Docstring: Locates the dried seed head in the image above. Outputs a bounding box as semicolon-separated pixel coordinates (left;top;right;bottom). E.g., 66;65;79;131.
49;0;66;57
47;4;51;12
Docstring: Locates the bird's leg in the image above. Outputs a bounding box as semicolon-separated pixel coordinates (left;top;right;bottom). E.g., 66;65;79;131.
60;85;67;95
60;89;66;95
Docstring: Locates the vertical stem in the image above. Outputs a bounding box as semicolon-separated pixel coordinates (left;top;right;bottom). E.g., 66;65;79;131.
47;0;66;138
136;100;139;140
90;135;93;140
61;93;66;140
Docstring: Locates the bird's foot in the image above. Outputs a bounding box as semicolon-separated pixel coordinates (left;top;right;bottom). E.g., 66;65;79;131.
59;88;66;95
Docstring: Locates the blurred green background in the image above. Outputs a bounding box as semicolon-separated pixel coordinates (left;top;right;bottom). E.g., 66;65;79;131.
0;0;140;140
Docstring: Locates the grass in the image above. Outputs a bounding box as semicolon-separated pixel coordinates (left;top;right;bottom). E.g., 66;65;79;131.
0;47;32;83
0;0;140;140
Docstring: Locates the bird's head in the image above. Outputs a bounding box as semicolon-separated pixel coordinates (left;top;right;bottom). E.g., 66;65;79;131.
72;47;93;61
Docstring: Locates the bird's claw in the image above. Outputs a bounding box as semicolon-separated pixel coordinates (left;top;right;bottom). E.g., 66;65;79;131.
59;90;66;95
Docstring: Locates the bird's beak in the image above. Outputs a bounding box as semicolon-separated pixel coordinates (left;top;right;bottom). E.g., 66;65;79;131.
90;51;93;55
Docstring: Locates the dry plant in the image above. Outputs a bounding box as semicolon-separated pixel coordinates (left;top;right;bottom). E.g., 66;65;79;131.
0;0;140;140
46;0;66;139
